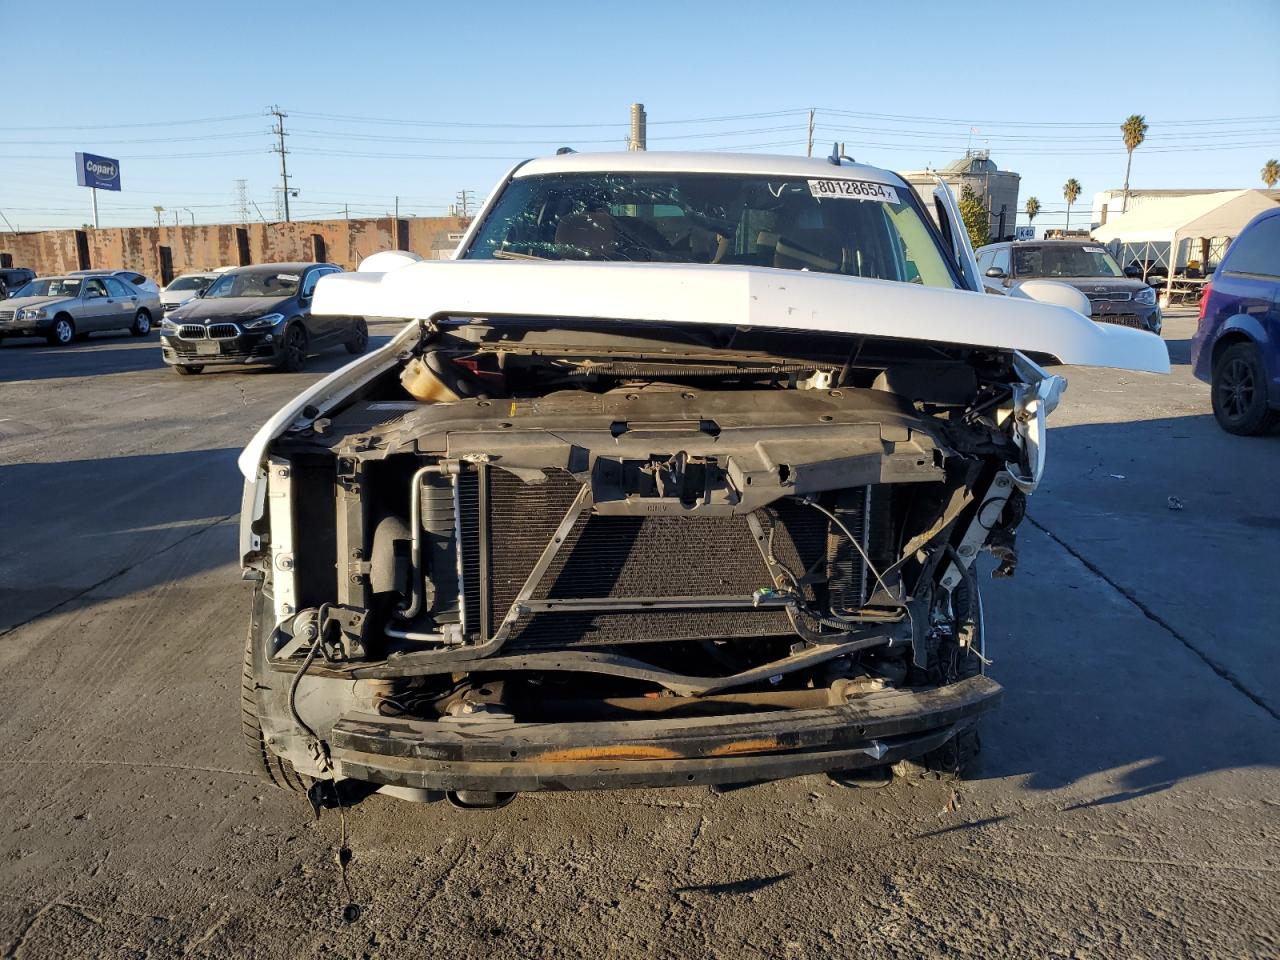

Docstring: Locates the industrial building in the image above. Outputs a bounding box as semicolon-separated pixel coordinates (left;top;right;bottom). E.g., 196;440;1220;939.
901;150;1022;242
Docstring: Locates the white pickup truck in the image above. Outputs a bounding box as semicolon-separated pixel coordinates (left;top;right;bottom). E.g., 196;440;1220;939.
236;150;1168;808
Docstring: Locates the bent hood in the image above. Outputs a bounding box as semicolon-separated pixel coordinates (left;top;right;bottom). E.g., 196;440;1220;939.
238;260;1169;479
312;260;1169;374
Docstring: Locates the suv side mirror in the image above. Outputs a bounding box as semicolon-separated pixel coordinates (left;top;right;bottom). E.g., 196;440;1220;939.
984;266;1007;279
1123;265;1141;278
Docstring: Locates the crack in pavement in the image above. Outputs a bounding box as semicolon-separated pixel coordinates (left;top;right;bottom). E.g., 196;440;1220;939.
1029;516;1279;723
0;511;238;640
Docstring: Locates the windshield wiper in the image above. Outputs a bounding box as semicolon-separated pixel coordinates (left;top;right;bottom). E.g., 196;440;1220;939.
491;249;551;261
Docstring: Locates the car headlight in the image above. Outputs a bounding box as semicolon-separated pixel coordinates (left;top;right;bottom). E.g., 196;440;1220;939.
160;318;180;333
241;313;284;330
17;307;47;321
1135;287;1157;306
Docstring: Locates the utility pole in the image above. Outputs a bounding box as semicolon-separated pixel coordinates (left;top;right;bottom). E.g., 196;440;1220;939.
806;108;815;158
628;103;647;151
173;210;179;228
344;203;349;221
455;190;476;219
394;196;399;221
153;205;164;228
268;105;291;222
234;179;250;223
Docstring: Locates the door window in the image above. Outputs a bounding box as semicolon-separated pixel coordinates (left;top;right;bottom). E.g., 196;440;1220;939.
991;247;1011;275
105;278;132;297
85;279;108;299
1225;217;1280;278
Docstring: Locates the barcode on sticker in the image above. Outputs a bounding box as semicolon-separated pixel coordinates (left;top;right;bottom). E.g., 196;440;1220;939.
808;179;900;203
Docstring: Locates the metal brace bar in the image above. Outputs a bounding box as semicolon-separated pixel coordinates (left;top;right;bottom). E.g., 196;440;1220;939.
939;470;1014;592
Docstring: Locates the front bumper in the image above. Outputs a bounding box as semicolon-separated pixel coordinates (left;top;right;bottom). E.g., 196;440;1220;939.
160;330;282;366
327;674;1002;792
1090;301;1161;335
0;316;53;337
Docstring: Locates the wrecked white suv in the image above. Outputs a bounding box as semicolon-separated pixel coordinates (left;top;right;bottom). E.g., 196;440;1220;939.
238;152;1168;808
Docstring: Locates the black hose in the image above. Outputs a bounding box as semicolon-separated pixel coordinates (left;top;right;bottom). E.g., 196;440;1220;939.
289;603;330;742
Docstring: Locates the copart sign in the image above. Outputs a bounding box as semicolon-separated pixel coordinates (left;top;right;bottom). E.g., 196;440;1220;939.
75;151;121;191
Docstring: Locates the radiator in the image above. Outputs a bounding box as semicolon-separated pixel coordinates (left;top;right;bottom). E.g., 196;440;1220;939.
456;466;871;650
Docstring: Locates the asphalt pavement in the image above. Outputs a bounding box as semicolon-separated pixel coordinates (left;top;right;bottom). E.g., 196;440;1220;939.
0;311;1276;958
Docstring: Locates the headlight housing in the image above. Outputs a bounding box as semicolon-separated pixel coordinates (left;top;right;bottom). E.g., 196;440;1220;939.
242;313;284;330
1135;286;1157;306
17;307;47;321
160;318;180;333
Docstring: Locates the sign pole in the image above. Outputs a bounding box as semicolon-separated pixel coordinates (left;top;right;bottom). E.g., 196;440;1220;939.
91;187;99;229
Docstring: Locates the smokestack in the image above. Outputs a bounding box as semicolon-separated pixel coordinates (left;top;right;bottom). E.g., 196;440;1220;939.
628;103;647;151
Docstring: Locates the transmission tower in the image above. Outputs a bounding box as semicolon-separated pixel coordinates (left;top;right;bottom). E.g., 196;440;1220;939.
235;179;250;223
455;189;477;219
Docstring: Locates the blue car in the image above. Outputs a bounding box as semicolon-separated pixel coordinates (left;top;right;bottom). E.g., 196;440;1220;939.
1191;207;1280;435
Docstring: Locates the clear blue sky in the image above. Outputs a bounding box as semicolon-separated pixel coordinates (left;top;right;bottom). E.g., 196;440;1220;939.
5;0;1277;233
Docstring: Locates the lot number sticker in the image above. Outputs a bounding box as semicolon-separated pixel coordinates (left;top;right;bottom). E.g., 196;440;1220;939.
808;179;900;203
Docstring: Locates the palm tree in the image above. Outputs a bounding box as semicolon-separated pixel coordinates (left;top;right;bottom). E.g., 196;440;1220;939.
1025;196;1041;223
1120;114;1148;212
1063;179;1082;232
1262;159;1280;189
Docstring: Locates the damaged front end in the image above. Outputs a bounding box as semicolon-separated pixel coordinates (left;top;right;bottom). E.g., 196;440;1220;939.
239;309;1065;801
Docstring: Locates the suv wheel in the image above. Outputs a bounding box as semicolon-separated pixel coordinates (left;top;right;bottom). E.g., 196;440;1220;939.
345;317;369;355
47;317;75;346
243;586;310;793
1212;341;1279;436
279;324;307;372
892;578;984;782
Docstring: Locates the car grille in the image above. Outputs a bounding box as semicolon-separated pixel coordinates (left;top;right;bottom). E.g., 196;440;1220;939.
1092;313;1143;329
0;310;14;322
178;322;241;340
455;467;869;650
1086;291;1133;303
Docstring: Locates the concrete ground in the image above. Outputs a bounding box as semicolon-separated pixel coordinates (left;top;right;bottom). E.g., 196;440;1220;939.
0;310;1276;959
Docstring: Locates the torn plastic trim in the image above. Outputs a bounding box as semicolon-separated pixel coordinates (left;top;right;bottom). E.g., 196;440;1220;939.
1003;351;1067;493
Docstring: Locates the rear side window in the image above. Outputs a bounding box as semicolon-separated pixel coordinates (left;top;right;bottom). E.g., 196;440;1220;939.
1224;217;1280;278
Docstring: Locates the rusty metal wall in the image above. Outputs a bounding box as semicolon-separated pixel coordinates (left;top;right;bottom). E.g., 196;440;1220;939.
0;216;472;278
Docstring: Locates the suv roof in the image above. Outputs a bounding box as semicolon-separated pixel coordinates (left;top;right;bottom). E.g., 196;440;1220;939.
515;151;907;187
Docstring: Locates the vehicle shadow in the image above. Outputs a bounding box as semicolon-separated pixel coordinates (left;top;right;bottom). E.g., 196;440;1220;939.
0;336;166;381
974;412;1280;806
0;447;243;632
0;329;396;383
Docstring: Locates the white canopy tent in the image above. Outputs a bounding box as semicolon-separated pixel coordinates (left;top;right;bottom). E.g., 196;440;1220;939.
1092;190;1279;299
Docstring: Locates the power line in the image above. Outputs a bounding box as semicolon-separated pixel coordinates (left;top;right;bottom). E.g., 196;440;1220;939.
2;112;261;131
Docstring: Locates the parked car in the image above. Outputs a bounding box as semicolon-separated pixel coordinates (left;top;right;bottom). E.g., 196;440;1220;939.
159;272;221;314
976;239;1162;334
236;151;1168;809
0;274;158;344
1190;207;1280;435
0;267;36;299
159;262;366;375
68;268;161;298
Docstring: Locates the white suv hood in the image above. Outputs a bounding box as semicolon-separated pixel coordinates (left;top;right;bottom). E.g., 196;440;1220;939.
238;260;1168;478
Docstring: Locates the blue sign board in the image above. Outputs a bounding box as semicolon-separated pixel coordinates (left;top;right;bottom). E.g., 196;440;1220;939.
1014;225;1035;241
75;152;121;191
